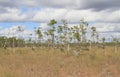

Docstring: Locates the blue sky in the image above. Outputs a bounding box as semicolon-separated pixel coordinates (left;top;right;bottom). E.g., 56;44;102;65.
0;22;40;30
0;0;120;39
0;6;40;30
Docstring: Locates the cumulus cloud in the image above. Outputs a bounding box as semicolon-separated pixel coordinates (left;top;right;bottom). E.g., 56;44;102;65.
0;7;119;23
33;8;68;22
88;22;120;41
92;23;120;33
0;0;119;23
0;8;28;22
39;23;50;31
0;25;32;38
0;22;120;42
0;0;120;38
19;0;80;9
0;0;119;11
9;0;120;11
0;0;18;8
33;8;120;23
80;0;120;11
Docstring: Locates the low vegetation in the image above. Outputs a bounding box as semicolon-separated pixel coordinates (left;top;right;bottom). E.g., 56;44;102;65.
0;46;120;77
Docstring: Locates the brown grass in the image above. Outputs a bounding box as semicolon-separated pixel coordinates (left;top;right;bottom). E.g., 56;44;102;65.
0;46;120;77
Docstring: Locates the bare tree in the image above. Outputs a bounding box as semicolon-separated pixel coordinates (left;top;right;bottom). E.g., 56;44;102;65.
48;19;57;48
111;36;119;53
90;26;99;49
79;19;88;49
17;26;25;47
62;19;70;54
35;27;43;47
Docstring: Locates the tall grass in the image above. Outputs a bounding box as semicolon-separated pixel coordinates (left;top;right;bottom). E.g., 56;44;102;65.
0;46;120;77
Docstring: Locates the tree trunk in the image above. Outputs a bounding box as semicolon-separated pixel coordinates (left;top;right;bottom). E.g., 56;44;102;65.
89;41;92;50
13;38;15;52
67;44;70;55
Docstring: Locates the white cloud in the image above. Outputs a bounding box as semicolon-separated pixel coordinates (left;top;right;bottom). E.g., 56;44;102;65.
33;8;120;23
0;8;28;22
33;8;67;22
0;0;120;41
0;22;120;42
20;0;81;9
64;9;100;22
92;23;120;32
98;10;120;22
0;6;119;23
39;23;50;31
0;25;32;38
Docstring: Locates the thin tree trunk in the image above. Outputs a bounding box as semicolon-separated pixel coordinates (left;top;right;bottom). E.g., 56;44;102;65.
67;44;70;55
3;33;7;49
13;38;15;52
89;41;92;50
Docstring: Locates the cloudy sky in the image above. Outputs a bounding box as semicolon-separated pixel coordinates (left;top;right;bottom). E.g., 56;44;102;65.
0;0;120;38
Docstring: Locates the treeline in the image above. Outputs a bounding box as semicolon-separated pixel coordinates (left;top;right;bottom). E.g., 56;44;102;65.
0;19;120;52
0;37;25;48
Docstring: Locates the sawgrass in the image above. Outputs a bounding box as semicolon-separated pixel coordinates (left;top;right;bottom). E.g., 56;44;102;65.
0;46;120;77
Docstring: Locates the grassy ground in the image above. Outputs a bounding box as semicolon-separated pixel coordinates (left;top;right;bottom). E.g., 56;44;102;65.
0;46;120;77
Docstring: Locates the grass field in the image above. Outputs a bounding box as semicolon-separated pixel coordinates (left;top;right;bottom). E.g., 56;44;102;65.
0;46;120;77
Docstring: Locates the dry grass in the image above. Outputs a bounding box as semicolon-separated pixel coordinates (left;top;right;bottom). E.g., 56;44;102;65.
0;46;120;77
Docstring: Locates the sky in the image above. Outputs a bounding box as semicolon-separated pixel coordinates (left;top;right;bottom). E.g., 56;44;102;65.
0;0;120;39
